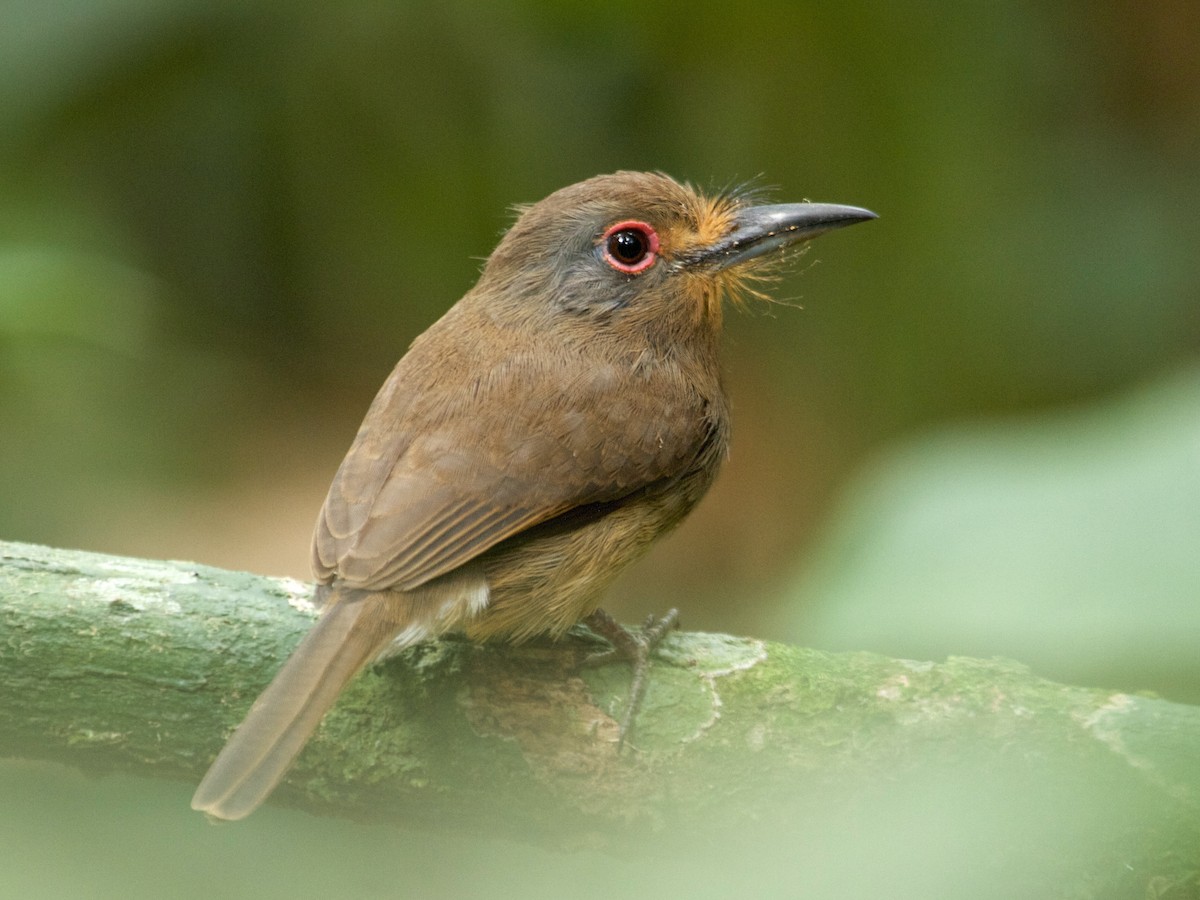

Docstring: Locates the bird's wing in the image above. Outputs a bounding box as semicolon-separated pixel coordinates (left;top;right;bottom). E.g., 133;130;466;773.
312;342;718;592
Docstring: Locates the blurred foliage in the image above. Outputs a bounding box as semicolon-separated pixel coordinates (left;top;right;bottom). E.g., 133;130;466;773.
5;719;1199;900
2;1;1200;896
787;365;1200;703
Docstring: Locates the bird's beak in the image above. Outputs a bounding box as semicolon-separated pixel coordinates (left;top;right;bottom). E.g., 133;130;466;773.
687;202;877;272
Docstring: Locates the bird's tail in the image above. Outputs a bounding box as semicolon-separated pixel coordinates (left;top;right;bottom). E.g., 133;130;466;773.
190;589;408;821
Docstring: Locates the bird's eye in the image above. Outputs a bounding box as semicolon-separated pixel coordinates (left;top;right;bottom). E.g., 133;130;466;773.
600;220;660;274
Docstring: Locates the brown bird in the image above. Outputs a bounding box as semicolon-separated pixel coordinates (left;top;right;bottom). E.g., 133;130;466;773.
191;171;875;820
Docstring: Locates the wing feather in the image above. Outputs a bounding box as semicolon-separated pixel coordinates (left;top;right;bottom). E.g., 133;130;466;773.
311;316;717;593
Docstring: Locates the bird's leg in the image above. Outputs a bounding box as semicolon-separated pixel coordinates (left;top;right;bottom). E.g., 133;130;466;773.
580;607;679;751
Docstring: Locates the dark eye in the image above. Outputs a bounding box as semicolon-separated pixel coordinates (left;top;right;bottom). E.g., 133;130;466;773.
600;220;660;274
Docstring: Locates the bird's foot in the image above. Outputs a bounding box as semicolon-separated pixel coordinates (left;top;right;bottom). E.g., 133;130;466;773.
580;607;679;751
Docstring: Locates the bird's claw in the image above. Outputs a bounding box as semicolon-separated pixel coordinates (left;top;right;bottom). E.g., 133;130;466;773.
580;607;679;750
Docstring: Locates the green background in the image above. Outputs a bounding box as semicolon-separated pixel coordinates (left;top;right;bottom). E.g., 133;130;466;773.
2;1;1198;897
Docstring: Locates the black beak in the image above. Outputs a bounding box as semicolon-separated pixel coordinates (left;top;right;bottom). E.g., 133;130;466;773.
688;202;877;271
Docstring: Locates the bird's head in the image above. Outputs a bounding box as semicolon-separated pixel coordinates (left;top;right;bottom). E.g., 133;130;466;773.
477;171;875;344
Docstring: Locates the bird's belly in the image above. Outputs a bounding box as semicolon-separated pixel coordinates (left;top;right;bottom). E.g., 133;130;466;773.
465;483;703;643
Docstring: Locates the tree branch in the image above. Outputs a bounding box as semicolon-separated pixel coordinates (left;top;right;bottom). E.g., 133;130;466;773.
2;539;1198;870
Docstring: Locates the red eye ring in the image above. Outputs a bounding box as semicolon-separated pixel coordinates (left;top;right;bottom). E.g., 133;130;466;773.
600;220;659;274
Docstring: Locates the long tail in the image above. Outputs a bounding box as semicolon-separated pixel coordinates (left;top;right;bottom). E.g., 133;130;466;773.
191;591;406;821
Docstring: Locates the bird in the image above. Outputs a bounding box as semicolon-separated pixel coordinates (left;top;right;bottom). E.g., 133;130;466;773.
191;171;875;820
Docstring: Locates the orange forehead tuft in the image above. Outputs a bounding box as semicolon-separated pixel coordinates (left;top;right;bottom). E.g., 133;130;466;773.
660;188;782;321
657;190;741;260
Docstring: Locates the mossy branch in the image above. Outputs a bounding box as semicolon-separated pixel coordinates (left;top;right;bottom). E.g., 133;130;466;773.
1;539;1198;870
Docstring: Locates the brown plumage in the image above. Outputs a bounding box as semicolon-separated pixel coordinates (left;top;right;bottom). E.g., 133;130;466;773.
191;171;874;820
